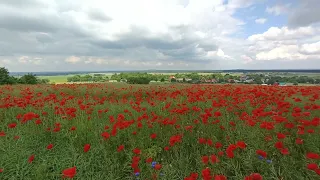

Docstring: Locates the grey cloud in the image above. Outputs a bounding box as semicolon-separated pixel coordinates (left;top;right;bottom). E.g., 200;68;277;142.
0;14;59;32
0;0;229;71
0;0;45;8
288;0;320;27
87;10;112;22
246;59;320;69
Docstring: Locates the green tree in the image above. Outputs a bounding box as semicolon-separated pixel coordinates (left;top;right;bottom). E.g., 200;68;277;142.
0;67;10;85
38;79;50;84
19;73;38;84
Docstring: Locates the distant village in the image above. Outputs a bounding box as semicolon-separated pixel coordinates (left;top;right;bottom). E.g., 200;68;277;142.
66;72;320;85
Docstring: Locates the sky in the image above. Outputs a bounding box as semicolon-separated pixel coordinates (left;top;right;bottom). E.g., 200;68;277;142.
0;0;320;72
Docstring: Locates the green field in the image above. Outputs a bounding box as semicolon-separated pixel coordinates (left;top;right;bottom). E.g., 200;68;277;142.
0;84;319;179
37;75;70;83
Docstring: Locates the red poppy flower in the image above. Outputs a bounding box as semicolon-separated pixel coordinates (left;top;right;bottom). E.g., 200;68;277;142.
83;144;91;153
215;142;223;149
252;173;263;180
256;150;267;158
150;133;157;139
47;144;54;150
214;175;227;180
210;154;219;164
202;156;209;165
277;133;286;139
28;154;35;163
62;166;76;178
133;148;141;155
117;145;124;152
8;123;17;129
307;163;318;170
281;148;290;155
306;152;320;160
275;141;284;149
154;164;162;170
146;157;153;163
236;141;247;149
295;138;303;145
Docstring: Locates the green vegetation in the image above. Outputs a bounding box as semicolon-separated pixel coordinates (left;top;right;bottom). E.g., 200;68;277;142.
0;84;319;179
0;67;50;85
38;76;70;84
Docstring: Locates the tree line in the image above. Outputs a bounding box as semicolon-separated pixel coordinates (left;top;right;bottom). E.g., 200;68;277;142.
0;67;50;85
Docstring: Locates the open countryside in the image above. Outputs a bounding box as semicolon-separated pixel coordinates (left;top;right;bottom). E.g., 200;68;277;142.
1;0;320;179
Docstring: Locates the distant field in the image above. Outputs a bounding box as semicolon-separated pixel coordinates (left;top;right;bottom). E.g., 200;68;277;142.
279;73;320;77
38;75;70;83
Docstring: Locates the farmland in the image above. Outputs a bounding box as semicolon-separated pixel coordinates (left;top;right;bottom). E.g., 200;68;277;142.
0;83;320;180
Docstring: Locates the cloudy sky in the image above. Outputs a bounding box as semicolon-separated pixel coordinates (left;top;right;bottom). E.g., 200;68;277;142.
0;0;320;72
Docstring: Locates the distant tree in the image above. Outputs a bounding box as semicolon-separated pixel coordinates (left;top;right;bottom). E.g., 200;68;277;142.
160;78;165;82
127;77;151;84
7;76;18;84
0;67;10;85
171;78;176;82
293;82;298;86
19;74;38;84
38;79;50;84
254;78;263;84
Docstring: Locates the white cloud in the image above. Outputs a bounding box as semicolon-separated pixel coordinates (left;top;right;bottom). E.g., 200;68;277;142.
255;18;266;24
256;45;307;61
241;55;253;63
266;4;290;16
300;41;320;54
1;0;320;71
248;26;318;41
65;56;81;64
248;26;320;61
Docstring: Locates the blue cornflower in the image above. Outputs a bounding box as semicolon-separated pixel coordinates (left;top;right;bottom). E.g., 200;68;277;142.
160;173;164;176
258;155;264;160
152;161;157;168
135;172;140;176
266;159;272;164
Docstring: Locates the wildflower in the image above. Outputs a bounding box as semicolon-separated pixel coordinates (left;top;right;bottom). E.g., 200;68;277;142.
47;144;54;150
28;154;35;164
280;148;289;155
214;175;227;180
256;150;267;158
202;156;209;165
150;133;157;139
62;166;76;178
152;162;157;168
117;145;124;152
146;158;153;163
83;144;91;153
307;163;318;170
8;123;17;129
154;164;162;170
133;148;141;155
258;155;264;160
236;141;247;149
266;160;272;164
306;152;320;160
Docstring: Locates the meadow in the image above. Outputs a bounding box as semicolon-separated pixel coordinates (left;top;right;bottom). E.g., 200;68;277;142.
0;83;319;180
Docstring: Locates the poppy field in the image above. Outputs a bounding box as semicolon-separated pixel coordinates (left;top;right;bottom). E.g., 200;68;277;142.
0;83;319;180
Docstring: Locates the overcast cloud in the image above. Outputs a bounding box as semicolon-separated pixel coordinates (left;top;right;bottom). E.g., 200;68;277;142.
0;0;320;72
